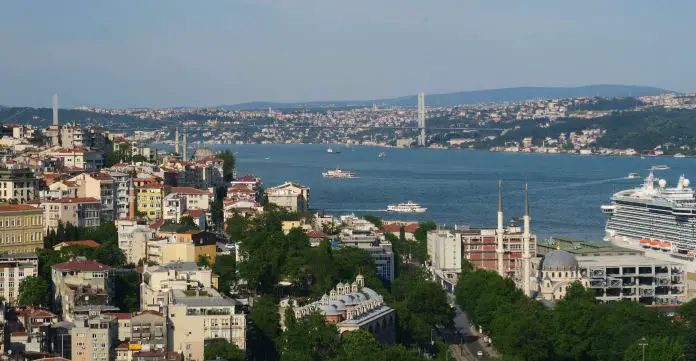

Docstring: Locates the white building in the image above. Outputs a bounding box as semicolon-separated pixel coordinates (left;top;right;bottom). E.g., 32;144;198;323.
267;182;310;212
116;219;155;265
427;229;462;278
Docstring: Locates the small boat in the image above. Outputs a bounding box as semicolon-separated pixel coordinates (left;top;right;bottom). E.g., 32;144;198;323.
626;172;640;179
327;146;341;154
674;153;687;158
322;168;356;179
387;201;427;213
378;152;385;158
651;165;670;171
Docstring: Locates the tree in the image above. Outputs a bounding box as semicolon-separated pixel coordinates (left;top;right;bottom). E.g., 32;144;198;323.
114;271;140;312
624;337;685;361
248;296;281;361
363;215;383;229
383;345;427;361
197;255;211;267
334;330;384;361
18;276;50;307
280;312;340;361
552;282;600;361
218;150;236;182
179;216;197;229
204;339;245;361
212;254;236;295
226;214;248;242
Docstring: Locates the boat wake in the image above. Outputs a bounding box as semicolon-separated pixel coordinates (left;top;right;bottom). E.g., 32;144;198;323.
326;209;388;212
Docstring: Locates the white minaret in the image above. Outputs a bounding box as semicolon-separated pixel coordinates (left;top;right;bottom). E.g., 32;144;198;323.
522;183;532;296
182;131;187;161
174;128;180;155
52;94;59;126
497;180;505;277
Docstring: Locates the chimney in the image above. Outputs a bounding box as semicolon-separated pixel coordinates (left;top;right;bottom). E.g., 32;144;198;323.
174;128;179;155
128;177;136;219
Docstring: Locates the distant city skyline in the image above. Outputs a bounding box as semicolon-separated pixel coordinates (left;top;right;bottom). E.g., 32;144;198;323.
1;1;695;108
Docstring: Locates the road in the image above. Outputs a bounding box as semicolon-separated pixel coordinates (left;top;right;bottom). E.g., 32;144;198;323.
442;293;494;361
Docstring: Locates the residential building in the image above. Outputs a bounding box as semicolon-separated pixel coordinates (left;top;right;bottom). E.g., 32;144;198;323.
116;219;155;265
40;147;103;170
227;175;263;203
37;198;100;231
140;262;212;312
163;194;184;224
0;253;39;303
19;308;58;353
42;179;79;199
135;178;164;220
283;275;395;344
129;310;167;351
339;230;394;283
69;173;116;222
266;182;310;212
70;314;117;361
168;187;212;211
0;168;39;203
105;171;131;220
191;231;218;265
0;205;44;253
168;288;246;360
427;229;463;277
60;123;84;148
146;237;195;266
51;259;112;320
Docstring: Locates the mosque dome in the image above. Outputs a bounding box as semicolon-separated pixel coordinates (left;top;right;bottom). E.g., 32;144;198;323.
540;250;578;271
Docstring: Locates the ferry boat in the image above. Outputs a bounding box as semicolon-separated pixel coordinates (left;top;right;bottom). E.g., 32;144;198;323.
322;168;356;179
626;172;640;179
378;152;385;158
602;172;696;269
327;146;341;154
387;201;427;213
651;165;670;171
674;153;687;158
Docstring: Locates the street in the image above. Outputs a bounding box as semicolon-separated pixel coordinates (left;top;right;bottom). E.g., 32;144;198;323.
442;293;493;361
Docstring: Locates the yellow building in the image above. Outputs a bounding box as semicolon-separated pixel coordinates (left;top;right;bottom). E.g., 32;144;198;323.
192;231;218;264
0;204;44;253
281;220;312;235
135;182;164;220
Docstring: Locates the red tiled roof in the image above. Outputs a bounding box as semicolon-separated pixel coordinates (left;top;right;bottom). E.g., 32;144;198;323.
53;259;109;272
149;219;165;229
11;332;28;337
112;312;132;320
235;175;259;182
0;204;40;212
45;197;99;204
115;342;130;350
55;240;101;249
89;172;113;181
187;209;203;217
20;308;56;318
404;223;419;233
306;231;327;238
170;187;211;195
138;183;163;189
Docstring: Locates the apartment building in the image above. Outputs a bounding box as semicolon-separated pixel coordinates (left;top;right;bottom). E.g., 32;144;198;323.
51;259;112;320
69;173;116;222
0;168;38;203
168;187;212;211
105;171;131;220
140;262;212;312
0;205;44;253
40;147;104;170
70;314;117;361
0;253;38;303
266;182;310;212
38;197;100;231
134;178;164;220
116;219;155;265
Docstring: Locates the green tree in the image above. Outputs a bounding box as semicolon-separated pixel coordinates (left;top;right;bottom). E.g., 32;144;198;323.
624;337;685;361
204;339;246;361
179;216;197;228
383;345;427;361
552;282;600;361
212;254;236;295
197;255;211;267
280;312;340;361
218;150;236;182
363;215;383;229
18;276;50;307
334;330;384;361
248;295;281;361
114;271;140;312
226;214;248;242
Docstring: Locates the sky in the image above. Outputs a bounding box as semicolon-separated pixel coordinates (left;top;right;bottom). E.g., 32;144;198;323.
1;1;695;108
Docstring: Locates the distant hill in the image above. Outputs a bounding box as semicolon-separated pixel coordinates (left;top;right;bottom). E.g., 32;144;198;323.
225;84;671;110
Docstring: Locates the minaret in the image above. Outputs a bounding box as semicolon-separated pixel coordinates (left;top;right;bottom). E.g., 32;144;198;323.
522;183;532;296
182;132;187;161
51;94;60;146
174;128;180;155
52;94;59;126
497;180;505;277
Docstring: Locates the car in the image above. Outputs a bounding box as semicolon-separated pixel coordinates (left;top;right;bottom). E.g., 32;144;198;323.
477;350;484;358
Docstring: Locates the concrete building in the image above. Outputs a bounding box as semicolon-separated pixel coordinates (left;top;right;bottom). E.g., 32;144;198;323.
51;259;112;320
40;147;104;171
192;231;218;265
163;194;185;224
524;238;687;305
0;168;39;203
146;237;195;265
267;182;310;212
18;308;58;353
134;178;165;220
113;310;167;351
140;261;213;312
105;171;131;220
60;123;84;148
339;230;394;283
427;229;462;279
168;288;246;360
69;173;116;222
168;187;212;211
37;197;101;231
70;314;117;361
116;219;155;265
0;205;44;253
285;275;395;344
0;253;39;304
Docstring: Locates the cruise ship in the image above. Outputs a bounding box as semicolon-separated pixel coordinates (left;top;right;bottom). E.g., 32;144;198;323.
322;168;356;179
603;172;696;268
387;201;427;213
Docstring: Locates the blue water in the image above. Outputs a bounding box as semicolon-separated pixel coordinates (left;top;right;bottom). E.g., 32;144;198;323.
206;144;696;240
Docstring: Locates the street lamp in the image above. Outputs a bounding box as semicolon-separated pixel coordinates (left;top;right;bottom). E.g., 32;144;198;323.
639;337;648;361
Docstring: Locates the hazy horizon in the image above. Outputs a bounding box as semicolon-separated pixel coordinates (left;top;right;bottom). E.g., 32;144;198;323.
1;1;694;108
